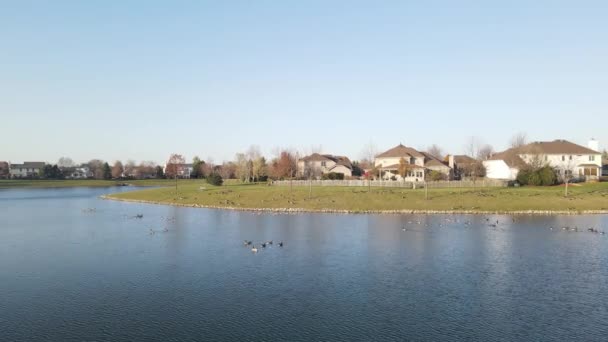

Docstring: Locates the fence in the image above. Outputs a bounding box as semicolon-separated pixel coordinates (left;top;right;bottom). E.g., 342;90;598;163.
271;179;508;189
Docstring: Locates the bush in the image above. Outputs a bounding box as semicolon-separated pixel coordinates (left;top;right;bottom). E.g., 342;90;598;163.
321;172;344;180
427;170;447;181
206;173;223;186
517;166;557;186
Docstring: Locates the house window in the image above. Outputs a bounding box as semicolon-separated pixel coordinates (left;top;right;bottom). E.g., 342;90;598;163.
561;156;565;161
321;161;326;167
544;155;548;161
589;155;595;161
569;155;572;160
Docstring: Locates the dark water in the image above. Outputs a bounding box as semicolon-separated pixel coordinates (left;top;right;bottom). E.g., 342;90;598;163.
1;187;608;341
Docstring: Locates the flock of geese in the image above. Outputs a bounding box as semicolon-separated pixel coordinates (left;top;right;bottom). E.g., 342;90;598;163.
399;216;606;235
243;240;284;253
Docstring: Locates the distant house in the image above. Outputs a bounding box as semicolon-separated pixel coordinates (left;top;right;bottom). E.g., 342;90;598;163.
163;163;194;178
9;162;45;178
374;144;452;181
67;167;92;179
0;161;9;179
297;153;353;178
484;139;602;181
446;155;478;180
603;157;608;177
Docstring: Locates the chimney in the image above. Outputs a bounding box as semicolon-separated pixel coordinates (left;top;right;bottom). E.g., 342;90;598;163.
588;138;599;152
448;155;455;169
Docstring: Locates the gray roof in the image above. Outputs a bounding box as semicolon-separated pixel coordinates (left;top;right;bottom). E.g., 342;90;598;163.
10;162;45;169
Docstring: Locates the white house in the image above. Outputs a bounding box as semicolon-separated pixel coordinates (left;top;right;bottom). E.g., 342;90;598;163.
9;162;45;178
297;153;353;178
484;139;602;181
374;144;452;181
163;163;194;178
67;167;92;179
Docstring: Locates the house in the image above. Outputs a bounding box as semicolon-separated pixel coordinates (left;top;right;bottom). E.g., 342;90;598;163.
0;161;9;179
484;139;602;181
446;155;479;180
9;162;45;178
603;157;608;177
297;153;353;178
163;163;194;178
67;167;92;179
374;144;452;181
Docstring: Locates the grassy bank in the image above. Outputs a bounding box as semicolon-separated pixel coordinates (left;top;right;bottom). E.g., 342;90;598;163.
0;179;197;188
106;181;608;213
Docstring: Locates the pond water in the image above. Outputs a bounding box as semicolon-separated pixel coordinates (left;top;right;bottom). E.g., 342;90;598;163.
1;187;608;341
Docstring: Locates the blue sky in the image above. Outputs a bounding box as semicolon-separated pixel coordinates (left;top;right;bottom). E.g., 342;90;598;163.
2;0;607;164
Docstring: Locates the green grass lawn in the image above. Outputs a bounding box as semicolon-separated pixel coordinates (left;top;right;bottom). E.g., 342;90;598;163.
106;181;608;213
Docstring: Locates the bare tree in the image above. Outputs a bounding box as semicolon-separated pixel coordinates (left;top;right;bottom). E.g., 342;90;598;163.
235;153;250;182
510;132;528;148
87;159;105;180
426;144;444;159
464;136;480;159
360;141;378;166
558;160;576;197
166;154;185;192
111;161;124;179
57;157;75;169
123;160;137;177
477;144;494;161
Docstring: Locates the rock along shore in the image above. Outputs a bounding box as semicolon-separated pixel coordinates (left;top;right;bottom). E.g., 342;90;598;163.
100;195;608;215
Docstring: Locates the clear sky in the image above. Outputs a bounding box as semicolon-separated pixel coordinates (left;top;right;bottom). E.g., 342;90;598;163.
2;0;607;165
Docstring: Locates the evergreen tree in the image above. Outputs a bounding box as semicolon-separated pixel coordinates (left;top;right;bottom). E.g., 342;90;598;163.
102;162;112;180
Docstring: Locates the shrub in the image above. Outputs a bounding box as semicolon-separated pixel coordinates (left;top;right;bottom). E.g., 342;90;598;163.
517;166;557;186
206;173;223;186
321;172;344;180
427;170;447;181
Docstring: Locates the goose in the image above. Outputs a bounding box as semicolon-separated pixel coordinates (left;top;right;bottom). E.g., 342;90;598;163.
261;243;267;248
251;246;258;253
278;242;284;247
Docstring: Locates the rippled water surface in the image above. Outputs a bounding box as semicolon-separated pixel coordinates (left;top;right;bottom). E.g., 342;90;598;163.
1;187;608;341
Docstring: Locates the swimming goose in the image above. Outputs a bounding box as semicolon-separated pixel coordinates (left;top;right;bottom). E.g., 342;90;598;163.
251;246;258;253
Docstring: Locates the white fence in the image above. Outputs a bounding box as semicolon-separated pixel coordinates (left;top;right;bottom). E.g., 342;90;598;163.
271;179;508;189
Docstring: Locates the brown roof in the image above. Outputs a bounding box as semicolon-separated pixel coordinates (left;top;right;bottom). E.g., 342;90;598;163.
488;150;527;168
376;144;425;158
518;140;600;155
420;152;450;168
300;153;353;170
381;163;425;170
452;155;477;164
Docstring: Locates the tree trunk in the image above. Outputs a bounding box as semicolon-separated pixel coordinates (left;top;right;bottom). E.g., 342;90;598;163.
309;178;312;199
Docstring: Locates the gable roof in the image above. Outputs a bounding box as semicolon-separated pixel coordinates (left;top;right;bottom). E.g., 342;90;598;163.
420;152;450;169
452;155;477;164
487;150;527;168
300;153;353;170
518;140;600;155
376;144;425;158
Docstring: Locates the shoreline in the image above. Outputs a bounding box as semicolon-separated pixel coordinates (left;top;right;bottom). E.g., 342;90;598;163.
100;195;608;215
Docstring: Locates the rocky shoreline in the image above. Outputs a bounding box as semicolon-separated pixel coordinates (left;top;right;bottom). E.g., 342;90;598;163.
100;195;608;215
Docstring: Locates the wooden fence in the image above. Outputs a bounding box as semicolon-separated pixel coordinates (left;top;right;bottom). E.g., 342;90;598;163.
270;179;508;189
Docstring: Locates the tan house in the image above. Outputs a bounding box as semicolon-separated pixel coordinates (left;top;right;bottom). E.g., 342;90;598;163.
297;153;353;178
374;144;452;181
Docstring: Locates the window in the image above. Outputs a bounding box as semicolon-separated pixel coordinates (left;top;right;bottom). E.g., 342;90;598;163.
544;155;548;161
589;155;595;161
321;161;326;167
561;155;565;161
569;155;572;160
